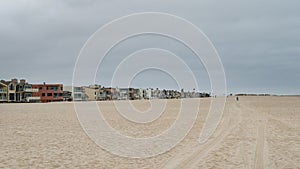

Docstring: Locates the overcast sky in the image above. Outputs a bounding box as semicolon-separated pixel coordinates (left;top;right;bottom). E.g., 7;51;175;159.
1;0;299;95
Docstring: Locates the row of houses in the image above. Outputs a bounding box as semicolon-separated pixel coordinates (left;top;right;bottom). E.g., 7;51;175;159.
64;85;210;101
0;79;210;103
235;93;271;96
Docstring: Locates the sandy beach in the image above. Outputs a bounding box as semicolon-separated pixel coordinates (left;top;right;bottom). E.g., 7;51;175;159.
0;96;299;168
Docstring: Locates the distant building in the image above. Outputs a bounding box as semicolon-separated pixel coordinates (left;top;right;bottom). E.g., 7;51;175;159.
144;88;152;99
152;88;161;99
118;88;129;100
84;85;100;101
104;87;116;100
32;83;63;102
97;87;107;101
64;86;87;101
137;88;145;99
132;88;140;100
63;91;72;101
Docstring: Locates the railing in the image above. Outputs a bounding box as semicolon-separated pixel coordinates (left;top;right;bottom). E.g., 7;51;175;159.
24;88;39;92
26;97;40;102
0;96;7;100
0;89;7;92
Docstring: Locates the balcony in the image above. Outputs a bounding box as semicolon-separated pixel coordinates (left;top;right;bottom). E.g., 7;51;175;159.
0;96;7;100
24;88;39;92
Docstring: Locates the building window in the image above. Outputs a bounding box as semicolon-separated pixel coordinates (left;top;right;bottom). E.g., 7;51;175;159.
47;86;59;91
74;87;80;92
24;93;31;97
39;87;42;90
42;93;45;96
74;93;82;98
47;93;52;96
9;84;14;90
9;93;14;100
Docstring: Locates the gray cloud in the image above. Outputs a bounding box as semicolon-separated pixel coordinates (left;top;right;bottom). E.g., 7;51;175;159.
0;0;299;94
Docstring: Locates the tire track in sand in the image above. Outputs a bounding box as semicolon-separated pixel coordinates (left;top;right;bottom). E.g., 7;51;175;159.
254;122;265;169
162;102;242;169
239;103;266;169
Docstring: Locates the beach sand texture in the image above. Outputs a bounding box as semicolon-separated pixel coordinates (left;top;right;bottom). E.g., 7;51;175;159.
0;96;299;168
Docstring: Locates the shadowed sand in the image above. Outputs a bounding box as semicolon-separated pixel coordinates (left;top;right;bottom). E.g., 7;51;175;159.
0;96;299;168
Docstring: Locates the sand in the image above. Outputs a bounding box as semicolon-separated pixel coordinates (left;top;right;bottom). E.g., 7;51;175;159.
0;96;299;168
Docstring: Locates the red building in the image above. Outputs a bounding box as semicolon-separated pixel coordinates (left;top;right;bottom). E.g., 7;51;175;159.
32;83;63;102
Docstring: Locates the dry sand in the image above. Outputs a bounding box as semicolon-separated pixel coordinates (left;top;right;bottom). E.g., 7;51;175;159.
0;96;299;168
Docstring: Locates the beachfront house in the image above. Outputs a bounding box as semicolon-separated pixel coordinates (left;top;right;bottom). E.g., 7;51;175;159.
97;87;107;100
0;79;39;102
118;88;129;100
22;83;39;102
62;91;72;101
64;86;87;101
132;88;140;100
32;83;64;102
97;87;117;100
84;85;101;101
144;88;152;99
0;81;8;102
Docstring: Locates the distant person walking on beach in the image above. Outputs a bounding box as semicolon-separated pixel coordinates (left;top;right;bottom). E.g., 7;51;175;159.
236;96;239;101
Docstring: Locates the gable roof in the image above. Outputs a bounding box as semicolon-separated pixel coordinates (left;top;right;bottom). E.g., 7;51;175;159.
0;81;8;87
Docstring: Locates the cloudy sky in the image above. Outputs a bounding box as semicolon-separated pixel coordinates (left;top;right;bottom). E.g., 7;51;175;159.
1;0;299;95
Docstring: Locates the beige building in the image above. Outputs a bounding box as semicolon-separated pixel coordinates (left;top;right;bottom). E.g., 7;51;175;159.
1;79;40;103
0;81;8;102
84;85;100;101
